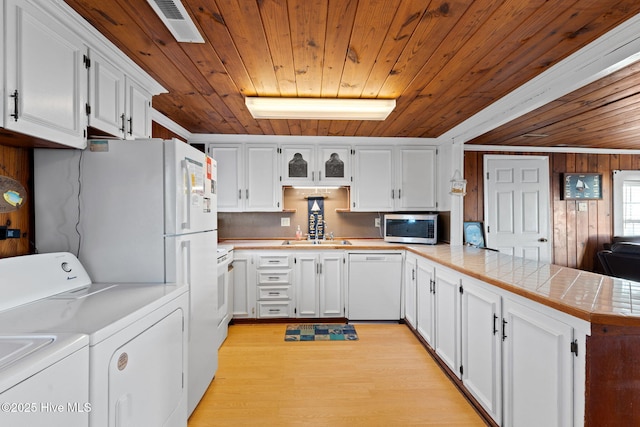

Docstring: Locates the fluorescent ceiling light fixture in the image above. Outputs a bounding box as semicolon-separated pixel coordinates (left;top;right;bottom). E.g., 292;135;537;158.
245;97;396;120
146;0;204;43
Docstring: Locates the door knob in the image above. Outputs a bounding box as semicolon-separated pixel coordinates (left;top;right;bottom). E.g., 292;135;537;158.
538;238;548;242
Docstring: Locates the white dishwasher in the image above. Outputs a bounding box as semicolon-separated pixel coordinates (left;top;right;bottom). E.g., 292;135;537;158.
348;252;403;320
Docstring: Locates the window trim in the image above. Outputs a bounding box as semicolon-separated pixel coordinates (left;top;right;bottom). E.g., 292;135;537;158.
613;170;640;236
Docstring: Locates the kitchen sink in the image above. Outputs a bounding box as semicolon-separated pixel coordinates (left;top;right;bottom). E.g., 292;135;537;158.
281;240;352;246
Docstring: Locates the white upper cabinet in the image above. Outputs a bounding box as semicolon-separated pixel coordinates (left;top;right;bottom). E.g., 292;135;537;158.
245;144;281;211
396;146;437;210
87;48;125;137
124;77;152;139
208;145;243;211
352;146;395;211
4;0;87;148
2;0;163;147
352;145;437;211
87;49;152;139
208;143;281;212
281;145;351;186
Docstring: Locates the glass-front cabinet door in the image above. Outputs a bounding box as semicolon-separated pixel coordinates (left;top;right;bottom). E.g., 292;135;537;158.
281;146;314;185
317;147;351;186
281;145;351;186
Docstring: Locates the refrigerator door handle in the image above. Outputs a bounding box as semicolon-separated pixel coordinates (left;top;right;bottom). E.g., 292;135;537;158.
181;239;192;340
181;159;192;230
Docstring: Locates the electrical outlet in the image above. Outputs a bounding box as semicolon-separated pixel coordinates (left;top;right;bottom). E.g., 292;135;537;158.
281;217;290;227
374;218;380;228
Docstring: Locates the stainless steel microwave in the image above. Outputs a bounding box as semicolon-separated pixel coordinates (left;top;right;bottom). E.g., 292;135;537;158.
384;214;438;245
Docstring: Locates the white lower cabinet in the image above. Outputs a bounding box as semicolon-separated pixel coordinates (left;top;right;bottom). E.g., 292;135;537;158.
502;297;575;427
434;265;461;379
404;253;418;329
231;251;255;319
461;277;502;425
319;253;344;317
294;251;344;318
410;253;585;427
255;253;293;318
416;257;435;347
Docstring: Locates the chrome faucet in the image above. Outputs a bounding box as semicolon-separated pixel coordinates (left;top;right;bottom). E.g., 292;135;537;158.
315;220;327;243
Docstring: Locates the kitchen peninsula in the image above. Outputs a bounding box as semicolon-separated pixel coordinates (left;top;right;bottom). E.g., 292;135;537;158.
225;238;640;427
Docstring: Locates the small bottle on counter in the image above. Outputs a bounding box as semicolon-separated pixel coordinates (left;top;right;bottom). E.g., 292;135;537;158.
296;225;302;240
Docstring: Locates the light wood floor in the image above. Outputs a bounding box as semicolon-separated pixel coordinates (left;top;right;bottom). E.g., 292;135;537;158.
188;323;486;426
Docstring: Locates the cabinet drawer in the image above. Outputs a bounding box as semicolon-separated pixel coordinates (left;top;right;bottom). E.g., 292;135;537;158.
257;285;293;300
258;301;293;318
257;255;291;268
257;270;291;285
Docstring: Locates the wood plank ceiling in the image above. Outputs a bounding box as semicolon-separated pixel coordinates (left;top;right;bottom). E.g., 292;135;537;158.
65;0;640;148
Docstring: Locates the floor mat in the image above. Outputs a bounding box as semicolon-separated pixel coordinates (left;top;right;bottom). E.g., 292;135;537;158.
284;324;358;341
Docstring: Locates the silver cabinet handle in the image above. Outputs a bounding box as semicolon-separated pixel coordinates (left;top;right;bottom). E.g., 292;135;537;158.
391;189;395;199
246;189;249;199
239;189;242;199
318;171;322;181
398;189;401;199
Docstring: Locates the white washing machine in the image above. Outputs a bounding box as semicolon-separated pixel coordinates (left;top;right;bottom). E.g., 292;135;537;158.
0;252;189;427
0;333;89;427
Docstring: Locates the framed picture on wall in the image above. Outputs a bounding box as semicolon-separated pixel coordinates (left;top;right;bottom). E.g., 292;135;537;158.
463;221;485;248
562;173;602;200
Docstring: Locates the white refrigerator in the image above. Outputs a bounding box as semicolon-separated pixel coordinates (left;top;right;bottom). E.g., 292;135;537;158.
34;138;219;415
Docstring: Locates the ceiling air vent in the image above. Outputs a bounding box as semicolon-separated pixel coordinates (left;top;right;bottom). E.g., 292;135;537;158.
146;0;204;43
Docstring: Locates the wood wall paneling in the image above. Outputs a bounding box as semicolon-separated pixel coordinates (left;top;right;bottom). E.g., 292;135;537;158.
586;323;640;426
151;122;187;142
0;144;32;258
463;151;640;272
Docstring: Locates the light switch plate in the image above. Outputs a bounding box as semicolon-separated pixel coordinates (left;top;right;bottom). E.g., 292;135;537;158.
281;217;290;227
577;202;588;212
374;218;380;228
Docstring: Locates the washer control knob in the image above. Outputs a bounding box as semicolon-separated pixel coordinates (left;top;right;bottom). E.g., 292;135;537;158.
61;262;72;273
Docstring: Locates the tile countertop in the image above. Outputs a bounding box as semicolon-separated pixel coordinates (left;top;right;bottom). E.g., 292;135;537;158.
223;239;640;327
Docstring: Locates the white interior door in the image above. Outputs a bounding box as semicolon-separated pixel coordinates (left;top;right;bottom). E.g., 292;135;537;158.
484;155;551;262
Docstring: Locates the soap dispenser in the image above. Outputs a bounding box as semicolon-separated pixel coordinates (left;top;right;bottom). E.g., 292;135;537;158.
296;225;302;240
